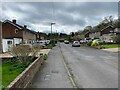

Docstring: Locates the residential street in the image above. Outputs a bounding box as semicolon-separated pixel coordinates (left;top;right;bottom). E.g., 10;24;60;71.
29;43;118;88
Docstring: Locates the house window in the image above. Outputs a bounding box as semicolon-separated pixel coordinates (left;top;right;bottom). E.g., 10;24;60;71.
15;29;18;34
7;41;12;44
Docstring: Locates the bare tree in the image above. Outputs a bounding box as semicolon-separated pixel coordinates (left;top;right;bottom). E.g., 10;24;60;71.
10;44;41;63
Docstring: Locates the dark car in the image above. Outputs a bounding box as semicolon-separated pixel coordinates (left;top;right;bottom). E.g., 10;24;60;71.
72;41;80;47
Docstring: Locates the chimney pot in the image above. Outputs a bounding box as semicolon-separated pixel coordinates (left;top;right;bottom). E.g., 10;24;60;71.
24;25;27;29
12;19;16;24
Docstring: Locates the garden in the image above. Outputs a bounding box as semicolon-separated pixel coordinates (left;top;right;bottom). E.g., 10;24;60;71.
1;42;53;89
2;57;36;88
86;41;119;49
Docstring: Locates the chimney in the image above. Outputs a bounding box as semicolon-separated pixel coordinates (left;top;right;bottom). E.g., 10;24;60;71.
12;19;16;24
24;25;27;29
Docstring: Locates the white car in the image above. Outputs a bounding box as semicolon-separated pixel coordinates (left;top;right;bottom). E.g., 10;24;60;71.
80;40;87;44
33;41;46;47
64;40;69;44
45;40;50;45
92;39;104;44
72;41;80;47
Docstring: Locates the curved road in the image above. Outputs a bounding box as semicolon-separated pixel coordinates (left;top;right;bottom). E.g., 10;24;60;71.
29;43;118;88
60;43;118;88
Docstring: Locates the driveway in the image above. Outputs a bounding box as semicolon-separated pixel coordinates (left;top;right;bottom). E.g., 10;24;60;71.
29;43;118;88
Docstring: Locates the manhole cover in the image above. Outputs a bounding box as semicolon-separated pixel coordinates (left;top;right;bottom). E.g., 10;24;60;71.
51;70;59;73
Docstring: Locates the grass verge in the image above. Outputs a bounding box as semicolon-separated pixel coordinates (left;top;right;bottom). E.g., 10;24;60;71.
2;58;35;88
101;44;119;49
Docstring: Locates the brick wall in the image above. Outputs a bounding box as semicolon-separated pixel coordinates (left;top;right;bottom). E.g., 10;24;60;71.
2;22;23;39
23;31;36;43
5;56;44;89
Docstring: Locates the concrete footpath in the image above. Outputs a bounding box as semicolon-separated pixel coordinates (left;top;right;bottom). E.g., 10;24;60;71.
29;45;72;88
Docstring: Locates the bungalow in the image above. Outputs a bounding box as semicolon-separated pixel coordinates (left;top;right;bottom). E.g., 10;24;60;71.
2;19;37;52
88;25;115;43
100;25;114;42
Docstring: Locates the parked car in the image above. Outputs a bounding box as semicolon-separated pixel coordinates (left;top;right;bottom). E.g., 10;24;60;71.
72;41;80;47
64;40;69;44
80;40;87;44
33;41;46;47
45;40;50;45
92;39;104;44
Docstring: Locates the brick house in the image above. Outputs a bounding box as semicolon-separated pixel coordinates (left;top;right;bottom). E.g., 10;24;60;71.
22;26;37;44
84;32;90;39
2;19;37;52
100;25;114;42
88;25;114;42
36;32;46;41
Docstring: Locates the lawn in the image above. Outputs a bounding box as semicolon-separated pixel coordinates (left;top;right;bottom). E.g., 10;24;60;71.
101;44;119;49
2;58;35;88
0;64;2;90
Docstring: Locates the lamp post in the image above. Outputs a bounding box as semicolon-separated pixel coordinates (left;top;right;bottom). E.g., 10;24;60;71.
50;23;55;39
51;23;56;34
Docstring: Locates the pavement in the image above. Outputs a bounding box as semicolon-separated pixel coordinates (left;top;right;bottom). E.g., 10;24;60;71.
29;43;118;88
102;48;120;53
29;44;73;88
0;49;51;58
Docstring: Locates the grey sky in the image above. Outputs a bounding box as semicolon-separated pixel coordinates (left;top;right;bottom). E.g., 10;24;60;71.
1;1;118;34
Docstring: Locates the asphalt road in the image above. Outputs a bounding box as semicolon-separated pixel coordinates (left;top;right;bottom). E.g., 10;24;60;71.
60;43;118;88
29;43;118;88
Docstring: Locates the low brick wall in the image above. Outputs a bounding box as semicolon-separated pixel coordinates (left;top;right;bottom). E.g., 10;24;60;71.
5;56;44;90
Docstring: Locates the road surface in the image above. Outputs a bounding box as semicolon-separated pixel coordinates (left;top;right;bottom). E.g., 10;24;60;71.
29;43;118;88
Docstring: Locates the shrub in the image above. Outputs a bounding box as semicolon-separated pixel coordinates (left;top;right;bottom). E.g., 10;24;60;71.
50;40;56;47
87;41;92;46
91;42;99;46
33;45;41;51
113;35;120;44
10;44;39;63
43;54;48;60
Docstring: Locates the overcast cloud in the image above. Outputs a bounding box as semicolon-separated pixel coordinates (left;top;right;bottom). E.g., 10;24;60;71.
1;1;118;34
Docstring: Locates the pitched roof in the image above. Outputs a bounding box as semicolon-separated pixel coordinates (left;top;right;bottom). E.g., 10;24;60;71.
3;20;37;34
3;20;22;29
101;25;113;31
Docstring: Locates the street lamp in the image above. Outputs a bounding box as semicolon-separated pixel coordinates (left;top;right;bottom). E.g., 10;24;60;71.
50;23;56;39
51;23;56;34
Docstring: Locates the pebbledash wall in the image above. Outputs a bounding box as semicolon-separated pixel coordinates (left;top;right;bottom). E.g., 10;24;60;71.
5;56;44;90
